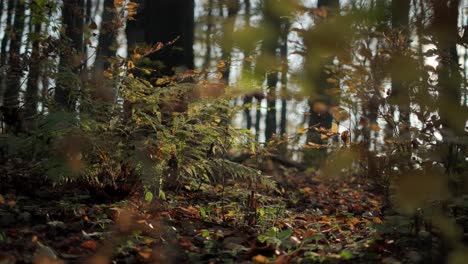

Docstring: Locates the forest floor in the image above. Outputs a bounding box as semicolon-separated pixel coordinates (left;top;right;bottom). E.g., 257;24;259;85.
0;166;446;263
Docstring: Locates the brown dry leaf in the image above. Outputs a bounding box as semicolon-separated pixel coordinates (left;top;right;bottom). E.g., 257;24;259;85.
0;195;4;205
312;101;328;114
274;254;291;264
33;255;64;264
302;186;313;195
138;248;153;260
372;217;383;224
6;200;16;208
348;217;361;226
252;254;270;263
86;255;110;264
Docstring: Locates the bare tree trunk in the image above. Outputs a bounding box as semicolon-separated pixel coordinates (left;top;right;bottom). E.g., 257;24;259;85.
279;19;289;136
4;0;25;109
431;0;465;136
202;0;214;76
144;0;194;73
90;0;116;106
24;7;42;126
305;0;339;147
260;1;282;141
55;0;84;111
220;0;240;83
390;0;411;139
242;0;253;130
0;0;14;67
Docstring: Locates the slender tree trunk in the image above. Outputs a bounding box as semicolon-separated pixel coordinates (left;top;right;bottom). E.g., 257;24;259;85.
144;0;194;73
94;0;114;72
0;0;14;67
432;0;465;136
91;0;116;105
390;0;411;139
242;0;253;130
55;0;84;111
0;0;15;103
202;0;213;76
305;0;338;145
279;19;289;136
4;0;25;109
25;11;42;125
260;1;282;141
220;0;240;83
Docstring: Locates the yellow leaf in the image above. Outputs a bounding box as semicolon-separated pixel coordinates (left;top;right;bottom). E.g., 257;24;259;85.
127;60;135;70
138;248;152;259
127;1;139;8
103;70;113;79
331;122;339;133
253;254;269;263
217;60;226;68
297;127;307;134
114;0;124;8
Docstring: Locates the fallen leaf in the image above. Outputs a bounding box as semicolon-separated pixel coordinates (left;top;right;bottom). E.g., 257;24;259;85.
138;248;153;260
253;254;270;263
81;240;97;251
373;217;383;224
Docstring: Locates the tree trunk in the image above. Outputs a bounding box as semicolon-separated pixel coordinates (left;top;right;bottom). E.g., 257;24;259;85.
25;9;42;125
144;0;194;73
390;0;411;138
259;1;282;141
279;19;289;136
0;0;14;107
91;0;116;105
55;0;84;111
432;0;465;136
220;0;240;83
3;0;25;109
0;0;14;67
305;0;339;146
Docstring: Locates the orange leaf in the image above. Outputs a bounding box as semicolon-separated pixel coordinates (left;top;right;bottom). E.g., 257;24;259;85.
252;254;269;263
372;217;383;224
138;248;153;260
81;240;97;251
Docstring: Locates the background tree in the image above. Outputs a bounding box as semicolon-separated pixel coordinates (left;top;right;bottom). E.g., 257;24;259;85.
55;0;84;111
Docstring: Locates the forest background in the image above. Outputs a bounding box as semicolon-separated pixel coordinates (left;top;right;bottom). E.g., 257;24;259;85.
0;0;467;263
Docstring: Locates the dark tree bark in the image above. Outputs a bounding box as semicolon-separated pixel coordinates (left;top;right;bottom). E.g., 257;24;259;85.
126;0;194;74
202;0;214;76
242;0;253;130
305;0;339;145
0;0;14;67
3;0;25;109
279;19;289;136
0;0;15;104
94;0;115;72
91;0;116;105
25;9;42;123
55;0;84;111
0;0;3;31
144;0;194;73
431;0;465;136
259;1;282;141
390;0;411;137
220;0;240;82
